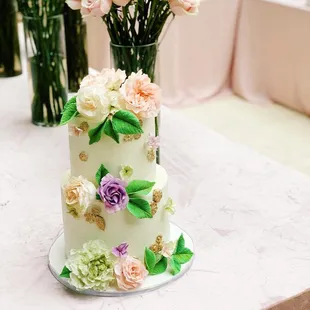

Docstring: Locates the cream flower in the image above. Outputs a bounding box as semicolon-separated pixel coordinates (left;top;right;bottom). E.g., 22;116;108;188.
68;124;83;137
119;165;134;181
66;0;82;10
161;241;176;258
80;0;112;17
168;0;200;16
164;197;176;215
76;86;112;121
63;176;97;217
101;68;126;91
120;70;161;119
66;240;115;291
114;256;148;290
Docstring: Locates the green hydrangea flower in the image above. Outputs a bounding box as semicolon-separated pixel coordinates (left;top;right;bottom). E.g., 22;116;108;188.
66;240;115;291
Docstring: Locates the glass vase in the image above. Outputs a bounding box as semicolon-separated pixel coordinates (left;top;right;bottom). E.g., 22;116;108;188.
110;42;160;163
0;1;22;77
23;14;68;127
64;6;88;93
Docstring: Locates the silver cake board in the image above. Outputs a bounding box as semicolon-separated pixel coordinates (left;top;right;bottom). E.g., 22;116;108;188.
48;222;194;297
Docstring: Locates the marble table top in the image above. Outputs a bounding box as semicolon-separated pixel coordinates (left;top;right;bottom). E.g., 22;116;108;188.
1;71;310;310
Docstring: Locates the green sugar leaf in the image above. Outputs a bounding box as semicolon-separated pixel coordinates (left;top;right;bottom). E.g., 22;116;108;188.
88;120;106;145
174;234;185;254
173;247;194;265
144;247;156;271
112;110;143;135
149;256;168;275
127;198;153;219
126;180;155;196
170;256;181;276
95;164;109;185
59;266;71;278
103;119;119;144
60;96;78;125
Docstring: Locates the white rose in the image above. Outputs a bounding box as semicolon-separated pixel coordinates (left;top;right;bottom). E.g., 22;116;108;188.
63;176;97;216
76;86;111;121
100;68;126;91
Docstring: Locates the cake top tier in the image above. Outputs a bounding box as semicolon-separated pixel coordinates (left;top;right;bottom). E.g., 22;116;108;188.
60;68;161;182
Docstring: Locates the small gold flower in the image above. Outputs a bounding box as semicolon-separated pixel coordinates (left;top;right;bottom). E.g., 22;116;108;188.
153;189;163;203
133;133;141;140
150;201;158;216
149;235;164;253
79;151;88;162
79;121;89;132
147;148;155;162
123;135;134;142
150;244;160;253
156;235;163;244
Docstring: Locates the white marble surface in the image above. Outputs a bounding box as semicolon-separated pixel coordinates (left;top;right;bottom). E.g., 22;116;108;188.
1;71;310;310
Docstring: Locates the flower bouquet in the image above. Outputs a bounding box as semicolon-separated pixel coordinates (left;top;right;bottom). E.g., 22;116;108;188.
17;0;67;126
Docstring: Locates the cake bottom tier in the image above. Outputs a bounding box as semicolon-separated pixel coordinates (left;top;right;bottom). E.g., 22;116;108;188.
61;165;170;259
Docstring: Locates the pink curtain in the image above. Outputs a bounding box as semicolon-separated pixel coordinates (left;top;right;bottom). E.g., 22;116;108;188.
233;0;310;115
86;0;240;107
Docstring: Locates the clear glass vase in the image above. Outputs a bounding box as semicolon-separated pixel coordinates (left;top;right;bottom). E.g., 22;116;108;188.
23;14;68;127
64;6;88;93
110;42;161;163
0;1;22;77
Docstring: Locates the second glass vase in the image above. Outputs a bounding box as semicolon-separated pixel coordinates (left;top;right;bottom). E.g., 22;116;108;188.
23;14;68;126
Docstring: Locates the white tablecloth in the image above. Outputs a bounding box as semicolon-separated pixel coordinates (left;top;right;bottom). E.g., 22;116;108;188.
1;72;310;309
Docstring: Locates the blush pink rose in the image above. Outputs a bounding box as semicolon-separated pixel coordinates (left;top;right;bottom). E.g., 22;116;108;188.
114;256;148;290
80;0;112;17
169;0;200;16
66;0;82;10
120;70;161;119
113;0;131;6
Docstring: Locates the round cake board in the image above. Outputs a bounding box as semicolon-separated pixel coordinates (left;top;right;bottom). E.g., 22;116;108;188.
48;222;194;297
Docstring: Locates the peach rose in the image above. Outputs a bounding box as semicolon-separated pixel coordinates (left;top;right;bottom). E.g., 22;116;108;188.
66;0;82;10
114;256;148;290
120;70;161;119
169;0;200;16
80;0;112;17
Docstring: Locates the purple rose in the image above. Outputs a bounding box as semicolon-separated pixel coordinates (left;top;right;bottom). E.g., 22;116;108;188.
112;242;129;258
98;174;129;214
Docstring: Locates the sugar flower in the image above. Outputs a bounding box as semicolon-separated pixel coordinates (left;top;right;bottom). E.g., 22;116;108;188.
112;242;129;258
164;197;176;215
114;255;148;290
119;165;133;181
63;176;97;217
120;70;161;119
101;68;126;91
147;134;160;150
97;174;129;213
65;240;115;291
161;241;176;258
168;0;200;16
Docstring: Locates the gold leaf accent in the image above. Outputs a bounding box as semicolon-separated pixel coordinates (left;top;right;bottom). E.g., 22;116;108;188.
147;148;155;162
150;201;158;216
156;235;163;244
123;135;134;142
139;119;143;127
84;205;105;231
79;121;89;132
66;205;79;218
79;151;88;162
133;133;141;140
149;235;164;253
152;189;163;203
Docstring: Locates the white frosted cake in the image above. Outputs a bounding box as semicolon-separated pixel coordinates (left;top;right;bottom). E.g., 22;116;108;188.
58;69;193;292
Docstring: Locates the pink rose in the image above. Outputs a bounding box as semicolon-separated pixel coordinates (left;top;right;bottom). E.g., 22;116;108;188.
80;0;112;17
66;0;82;10
113;0;131;6
169;0;200;16
114;256;148;290
120;70;161;119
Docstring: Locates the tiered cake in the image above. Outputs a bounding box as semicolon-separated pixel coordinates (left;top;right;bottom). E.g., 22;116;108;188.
57;69;193;293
